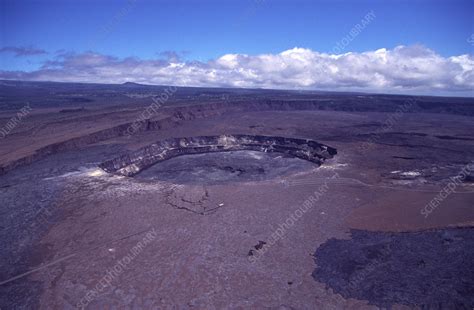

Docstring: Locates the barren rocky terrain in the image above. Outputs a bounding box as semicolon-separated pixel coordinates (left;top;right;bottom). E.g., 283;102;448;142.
0;80;473;309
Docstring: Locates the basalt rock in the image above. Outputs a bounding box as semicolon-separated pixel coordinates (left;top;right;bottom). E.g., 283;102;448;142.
99;135;337;177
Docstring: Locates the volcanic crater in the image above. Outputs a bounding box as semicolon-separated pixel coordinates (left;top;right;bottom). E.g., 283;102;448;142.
99;134;337;177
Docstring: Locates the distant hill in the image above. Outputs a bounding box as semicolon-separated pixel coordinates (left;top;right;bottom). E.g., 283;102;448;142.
121;82;147;87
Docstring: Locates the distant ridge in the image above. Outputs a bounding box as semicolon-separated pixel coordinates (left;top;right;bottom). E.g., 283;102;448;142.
0;79;473;99
121;81;145;87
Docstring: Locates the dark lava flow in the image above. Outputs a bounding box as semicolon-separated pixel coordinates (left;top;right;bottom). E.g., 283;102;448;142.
312;228;474;309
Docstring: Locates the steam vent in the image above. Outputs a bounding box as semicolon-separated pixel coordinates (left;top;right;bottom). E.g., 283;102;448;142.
99;135;337;176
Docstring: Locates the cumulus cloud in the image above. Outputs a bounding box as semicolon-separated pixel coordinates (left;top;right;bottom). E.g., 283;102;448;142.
0;46;47;57
0;45;472;95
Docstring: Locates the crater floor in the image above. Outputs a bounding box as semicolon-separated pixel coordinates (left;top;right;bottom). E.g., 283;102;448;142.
135;150;317;185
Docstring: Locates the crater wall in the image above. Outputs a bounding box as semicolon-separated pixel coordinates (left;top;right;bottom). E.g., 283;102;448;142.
99;135;337;176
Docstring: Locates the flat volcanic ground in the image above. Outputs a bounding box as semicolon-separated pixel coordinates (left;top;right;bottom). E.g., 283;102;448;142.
0;86;474;309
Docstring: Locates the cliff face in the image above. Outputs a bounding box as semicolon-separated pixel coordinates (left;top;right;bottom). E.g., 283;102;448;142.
99;135;337;177
1;101;343;175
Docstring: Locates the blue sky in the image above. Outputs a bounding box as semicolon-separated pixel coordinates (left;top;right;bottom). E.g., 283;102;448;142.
1;0;473;95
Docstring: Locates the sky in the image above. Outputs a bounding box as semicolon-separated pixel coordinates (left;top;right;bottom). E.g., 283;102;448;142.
0;0;473;96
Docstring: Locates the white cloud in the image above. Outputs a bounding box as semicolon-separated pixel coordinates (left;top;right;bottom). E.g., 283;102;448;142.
1;45;473;95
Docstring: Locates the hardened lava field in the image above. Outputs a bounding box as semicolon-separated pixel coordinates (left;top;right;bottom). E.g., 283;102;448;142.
0;81;473;309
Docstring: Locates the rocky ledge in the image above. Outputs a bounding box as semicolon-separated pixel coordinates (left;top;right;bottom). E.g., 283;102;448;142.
99;135;337;176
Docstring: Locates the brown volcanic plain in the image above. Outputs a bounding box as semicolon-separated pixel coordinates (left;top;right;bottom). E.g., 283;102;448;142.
0;80;473;309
